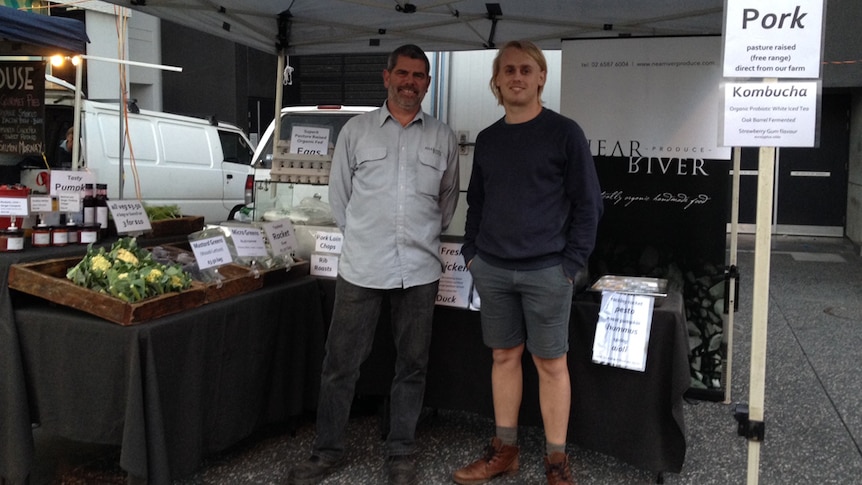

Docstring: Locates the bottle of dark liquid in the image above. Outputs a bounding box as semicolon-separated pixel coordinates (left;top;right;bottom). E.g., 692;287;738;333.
82;183;95;225
95;183;109;238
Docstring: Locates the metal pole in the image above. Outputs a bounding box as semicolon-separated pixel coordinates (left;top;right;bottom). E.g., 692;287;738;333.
118;69;125;200
273;53;284;153
747;145;775;485
725;146;742;403
71;59;83;171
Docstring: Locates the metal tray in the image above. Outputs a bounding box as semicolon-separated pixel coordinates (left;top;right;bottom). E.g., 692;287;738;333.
589;275;668;297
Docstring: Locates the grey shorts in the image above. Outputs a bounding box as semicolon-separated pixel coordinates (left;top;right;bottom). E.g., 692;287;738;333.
470;255;574;359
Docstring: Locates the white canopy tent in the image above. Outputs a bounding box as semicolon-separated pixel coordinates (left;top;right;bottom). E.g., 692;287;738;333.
89;2;779;484
95;0;724;55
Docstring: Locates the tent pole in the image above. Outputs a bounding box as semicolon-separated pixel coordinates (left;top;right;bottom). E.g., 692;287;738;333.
724;146;741;403
71;59;83;172
273;52;285;161
746;145;775;485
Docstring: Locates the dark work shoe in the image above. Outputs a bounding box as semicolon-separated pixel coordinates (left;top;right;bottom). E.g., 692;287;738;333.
386;455;417;485
287;455;343;485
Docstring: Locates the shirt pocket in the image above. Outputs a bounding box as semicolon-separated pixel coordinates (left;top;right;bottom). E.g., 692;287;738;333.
353;147;388;191
416;151;446;197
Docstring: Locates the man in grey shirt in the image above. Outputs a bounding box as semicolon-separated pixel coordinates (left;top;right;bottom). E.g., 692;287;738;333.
288;44;459;485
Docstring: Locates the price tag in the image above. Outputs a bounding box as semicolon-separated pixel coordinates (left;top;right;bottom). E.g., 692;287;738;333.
58;192;82;213
190;235;234;270
229;226;269;258
314;231;343;254
310;253;339;278
29;195;54;213
0;197;30;216
107;199;153;234
261;219;297;256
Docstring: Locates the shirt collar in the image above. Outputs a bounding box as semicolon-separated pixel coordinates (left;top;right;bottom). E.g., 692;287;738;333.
378;101;425;127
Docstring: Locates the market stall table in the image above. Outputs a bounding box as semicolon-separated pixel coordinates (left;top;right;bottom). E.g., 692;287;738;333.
0;243;325;485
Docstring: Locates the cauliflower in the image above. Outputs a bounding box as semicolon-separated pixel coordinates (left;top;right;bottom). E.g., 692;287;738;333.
116;248;139;266
90;255;111;273
146;268;163;283
169;275;185;289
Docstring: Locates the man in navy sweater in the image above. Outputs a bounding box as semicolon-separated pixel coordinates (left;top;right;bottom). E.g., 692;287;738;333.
453;40;603;485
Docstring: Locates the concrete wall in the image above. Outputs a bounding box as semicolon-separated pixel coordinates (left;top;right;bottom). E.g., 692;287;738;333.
822;0;862;88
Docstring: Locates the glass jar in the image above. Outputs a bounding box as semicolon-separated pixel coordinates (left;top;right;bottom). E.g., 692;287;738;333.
31;224;51;248
79;223;100;244
0;225;25;252
66;222;80;244
51;225;69;246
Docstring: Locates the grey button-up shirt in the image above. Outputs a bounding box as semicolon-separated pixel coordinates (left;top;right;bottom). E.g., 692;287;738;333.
329;103;459;289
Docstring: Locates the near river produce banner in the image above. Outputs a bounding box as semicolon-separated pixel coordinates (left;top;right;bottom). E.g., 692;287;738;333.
561;36;730;397
0;61;45;155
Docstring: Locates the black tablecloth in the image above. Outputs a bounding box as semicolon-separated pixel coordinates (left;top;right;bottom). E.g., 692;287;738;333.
338;281;689;474
0;241;325;484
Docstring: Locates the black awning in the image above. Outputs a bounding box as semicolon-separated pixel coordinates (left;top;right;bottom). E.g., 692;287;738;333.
0;6;89;55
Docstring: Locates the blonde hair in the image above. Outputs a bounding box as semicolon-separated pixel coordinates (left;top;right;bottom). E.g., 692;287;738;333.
489;40;547;106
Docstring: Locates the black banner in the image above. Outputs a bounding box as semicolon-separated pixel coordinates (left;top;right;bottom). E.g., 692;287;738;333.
589;156;731;395
0;61;46;155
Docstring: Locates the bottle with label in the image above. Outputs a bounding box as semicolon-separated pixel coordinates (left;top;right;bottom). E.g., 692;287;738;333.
95;183;109;238
82;184;95;225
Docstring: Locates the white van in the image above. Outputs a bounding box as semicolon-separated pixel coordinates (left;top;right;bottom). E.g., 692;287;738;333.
20;75;255;223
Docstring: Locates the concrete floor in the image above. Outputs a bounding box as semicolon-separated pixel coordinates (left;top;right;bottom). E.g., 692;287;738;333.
26;234;862;484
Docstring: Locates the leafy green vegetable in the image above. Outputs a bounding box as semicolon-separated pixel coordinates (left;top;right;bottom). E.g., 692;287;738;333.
143;203;182;221
66;237;193;302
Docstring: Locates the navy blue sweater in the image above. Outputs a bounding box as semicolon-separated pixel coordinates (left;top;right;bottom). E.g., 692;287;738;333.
462;108;603;279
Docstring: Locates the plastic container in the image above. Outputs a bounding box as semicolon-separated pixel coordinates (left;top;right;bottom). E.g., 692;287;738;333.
0;185;31;230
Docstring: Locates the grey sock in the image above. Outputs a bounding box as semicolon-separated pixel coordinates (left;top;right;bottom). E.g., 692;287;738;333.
546;441;566;456
495;426;518;446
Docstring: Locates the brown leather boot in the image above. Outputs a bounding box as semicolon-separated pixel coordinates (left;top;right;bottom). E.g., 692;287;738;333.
452;437;519;484
544;451;576;485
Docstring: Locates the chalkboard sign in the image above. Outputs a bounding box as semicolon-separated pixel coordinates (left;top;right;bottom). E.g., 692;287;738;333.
0;61;46;156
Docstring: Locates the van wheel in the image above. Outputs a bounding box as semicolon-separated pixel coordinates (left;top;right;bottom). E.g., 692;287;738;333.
228;204;245;221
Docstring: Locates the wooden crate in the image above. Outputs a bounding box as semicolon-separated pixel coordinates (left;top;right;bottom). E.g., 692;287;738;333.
257;258;310;286
201;263;263;303
147;216;205;238
148;243;263;303
154;241;307;288
8;257;206;325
